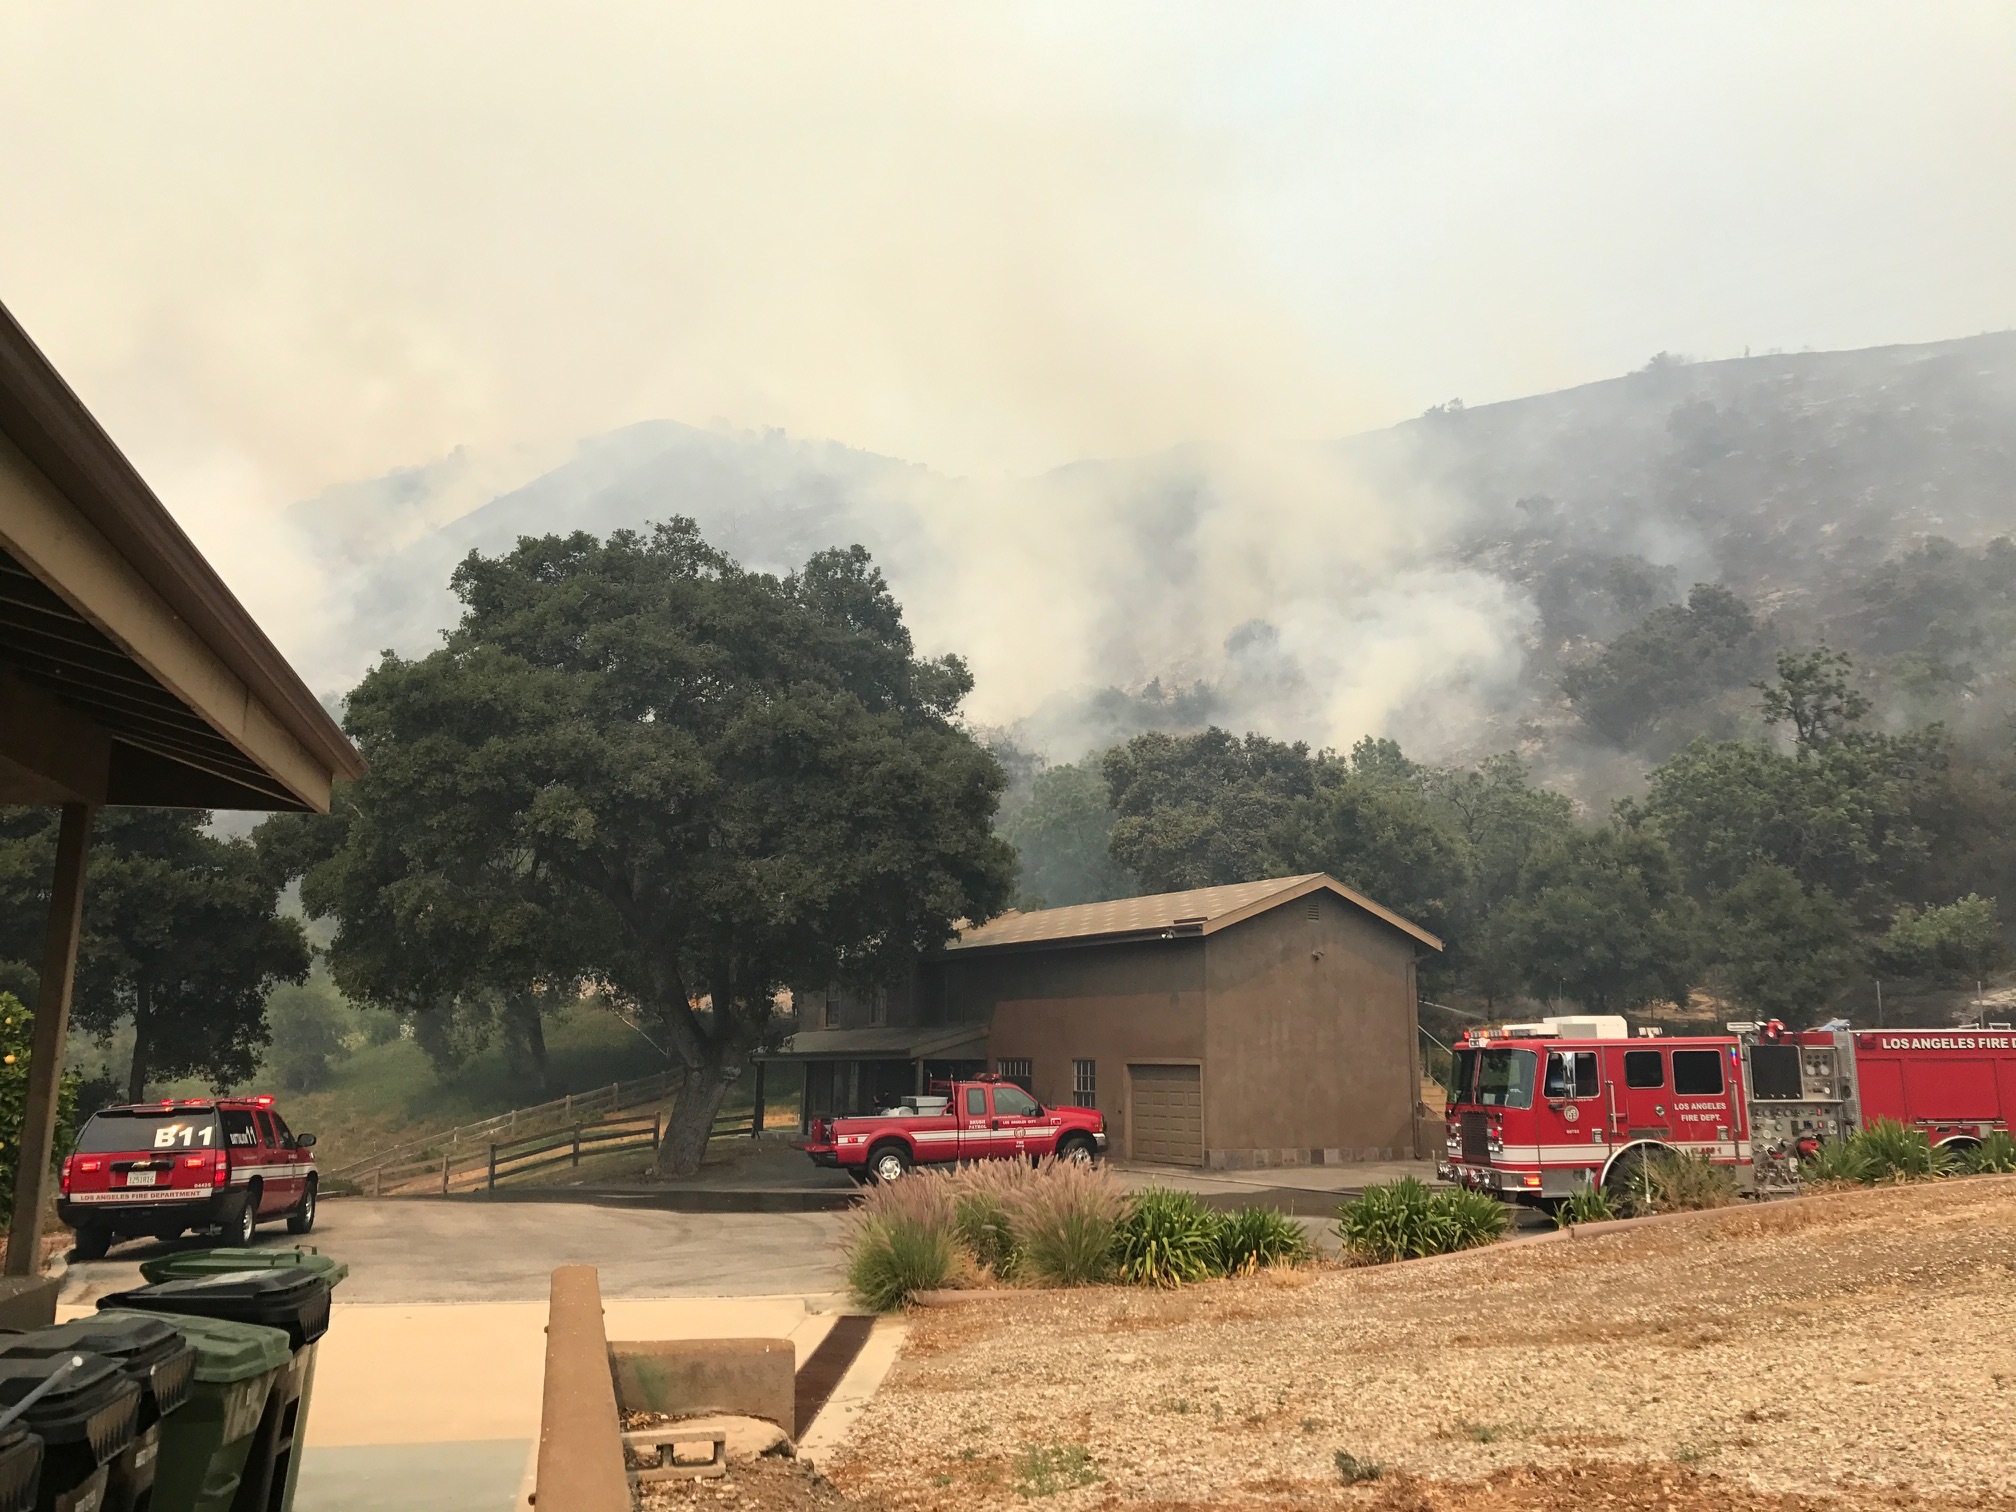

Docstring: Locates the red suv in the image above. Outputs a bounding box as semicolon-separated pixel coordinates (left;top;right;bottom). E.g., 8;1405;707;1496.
58;1095;319;1261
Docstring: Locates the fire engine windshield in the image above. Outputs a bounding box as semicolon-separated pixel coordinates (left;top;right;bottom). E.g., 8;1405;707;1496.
1447;1048;1478;1105
1474;1049;1537;1109
75;1110;223;1154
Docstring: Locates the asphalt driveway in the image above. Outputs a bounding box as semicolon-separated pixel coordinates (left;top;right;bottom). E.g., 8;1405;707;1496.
57;1197;850;1305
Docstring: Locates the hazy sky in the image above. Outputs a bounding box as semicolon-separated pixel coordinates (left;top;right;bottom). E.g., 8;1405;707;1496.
5;4;2016;684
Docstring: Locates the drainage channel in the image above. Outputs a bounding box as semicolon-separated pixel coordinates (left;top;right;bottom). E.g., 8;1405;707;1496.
793;1315;875;1438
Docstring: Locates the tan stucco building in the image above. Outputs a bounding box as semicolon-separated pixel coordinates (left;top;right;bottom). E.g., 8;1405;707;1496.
778;873;1440;1169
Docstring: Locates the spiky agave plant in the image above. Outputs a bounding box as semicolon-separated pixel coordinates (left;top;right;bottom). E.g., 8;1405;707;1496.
1853;1117;1951;1181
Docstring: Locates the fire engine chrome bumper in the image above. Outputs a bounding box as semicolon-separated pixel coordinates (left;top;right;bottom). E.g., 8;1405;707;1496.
1440;1161;1587;1198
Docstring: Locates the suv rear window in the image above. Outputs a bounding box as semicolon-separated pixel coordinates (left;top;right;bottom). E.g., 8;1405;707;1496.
76;1110;222;1154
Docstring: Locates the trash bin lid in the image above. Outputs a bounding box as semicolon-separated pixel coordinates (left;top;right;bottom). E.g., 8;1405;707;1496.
0;1353;140;1466
98;1313;290;1386
0;1315;194;1419
96;1270;331;1352
138;1248;349;1289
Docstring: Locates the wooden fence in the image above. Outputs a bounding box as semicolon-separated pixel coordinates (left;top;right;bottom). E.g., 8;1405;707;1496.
355;1103;766;1197
334;1062;773;1195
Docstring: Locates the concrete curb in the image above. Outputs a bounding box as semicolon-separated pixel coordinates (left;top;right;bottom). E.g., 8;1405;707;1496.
351;1186;860;1214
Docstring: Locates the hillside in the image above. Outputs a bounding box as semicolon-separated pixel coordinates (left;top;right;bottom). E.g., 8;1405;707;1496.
286;331;2016;807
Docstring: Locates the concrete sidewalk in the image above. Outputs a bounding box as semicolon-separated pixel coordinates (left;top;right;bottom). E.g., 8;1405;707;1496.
215;1296;849;1512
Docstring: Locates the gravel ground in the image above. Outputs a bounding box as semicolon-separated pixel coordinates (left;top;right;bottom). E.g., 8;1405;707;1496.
827;1177;2016;1511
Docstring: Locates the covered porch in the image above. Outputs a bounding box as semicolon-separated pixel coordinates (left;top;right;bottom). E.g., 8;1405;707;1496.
763;1024;988;1129
0;297;363;1274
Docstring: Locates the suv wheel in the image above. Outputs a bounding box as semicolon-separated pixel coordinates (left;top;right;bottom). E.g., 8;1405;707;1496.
226;1187;259;1247
287;1178;318;1236
70;1225;112;1262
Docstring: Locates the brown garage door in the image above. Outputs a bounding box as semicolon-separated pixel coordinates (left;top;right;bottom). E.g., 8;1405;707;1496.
1129;1063;1202;1166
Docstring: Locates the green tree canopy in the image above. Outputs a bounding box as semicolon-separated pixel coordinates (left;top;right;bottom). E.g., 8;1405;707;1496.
995;760;1138;909
1103;728;1315;890
292;522;1015;1172
0;809;308;1101
1489;824;1699;1012
1563;582;1766;748
1708;862;1860;1019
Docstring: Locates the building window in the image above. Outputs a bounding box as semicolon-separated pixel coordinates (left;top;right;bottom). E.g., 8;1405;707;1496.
1072;1059;1096;1108
996;1057;1033;1091
870;988;887;1027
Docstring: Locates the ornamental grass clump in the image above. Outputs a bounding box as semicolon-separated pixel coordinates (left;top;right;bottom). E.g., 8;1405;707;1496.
1214;1206;1313;1274
845;1170;960;1311
1113;1186;1224;1287
1001;1157;1126;1286
1336;1177;1506;1263
951;1157;1039;1281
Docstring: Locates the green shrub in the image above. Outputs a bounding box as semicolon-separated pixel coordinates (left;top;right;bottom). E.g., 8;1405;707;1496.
1010;1443;1100;1497
1855;1117;1953;1180
1336;1178;1505;1263
1800;1136;1873;1186
1552;1180;1617;1228
1432;1185;1512;1249
1963;1130;2016;1174
1643;1151;1739;1212
1334;1450;1382;1483
1004;1158;1125;1286
1113;1187;1224;1287
845;1171;959;1311
0;994;78;1229
1215;1206;1313;1274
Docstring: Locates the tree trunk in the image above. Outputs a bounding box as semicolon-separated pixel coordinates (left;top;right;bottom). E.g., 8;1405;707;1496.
655;1060;733;1176
504;993;551;1099
126;985;151;1104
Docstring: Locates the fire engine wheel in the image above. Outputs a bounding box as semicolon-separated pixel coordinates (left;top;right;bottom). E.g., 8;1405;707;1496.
1602;1148;1656;1214
1056;1135;1097;1166
70;1225;112;1263
287;1177;319;1235
869;1145;913;1184
225;1187;259;1247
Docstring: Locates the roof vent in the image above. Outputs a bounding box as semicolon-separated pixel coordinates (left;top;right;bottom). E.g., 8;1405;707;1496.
1304;897;1320;920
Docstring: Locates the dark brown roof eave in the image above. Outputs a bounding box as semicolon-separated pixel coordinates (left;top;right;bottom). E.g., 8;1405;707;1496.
0;298;364;784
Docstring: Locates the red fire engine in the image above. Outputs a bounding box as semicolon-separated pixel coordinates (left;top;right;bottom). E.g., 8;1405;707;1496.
1437;1014;2016;1203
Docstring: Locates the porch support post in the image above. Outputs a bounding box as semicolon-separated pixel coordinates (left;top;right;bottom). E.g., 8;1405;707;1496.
6;802;93;1275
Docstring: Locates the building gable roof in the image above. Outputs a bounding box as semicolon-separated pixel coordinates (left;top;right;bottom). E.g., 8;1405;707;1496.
946;873;1442;955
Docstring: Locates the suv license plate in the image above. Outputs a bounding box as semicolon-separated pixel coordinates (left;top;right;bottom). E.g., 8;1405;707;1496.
125;1171;157;1187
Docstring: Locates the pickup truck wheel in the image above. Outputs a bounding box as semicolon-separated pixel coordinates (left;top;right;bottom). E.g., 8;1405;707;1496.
70;1224;112;1262
1056;1135;1097;1166
869;1145;913;1184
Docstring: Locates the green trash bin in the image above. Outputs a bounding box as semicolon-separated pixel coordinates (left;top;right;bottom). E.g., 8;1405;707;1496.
0;1312;195;1512
116;1314;288;1512
135;1251;346;1293
98;1271;330;1512
128;1253;345;1512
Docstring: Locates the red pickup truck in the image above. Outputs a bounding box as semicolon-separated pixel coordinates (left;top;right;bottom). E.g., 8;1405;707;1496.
806;1076;1107;1184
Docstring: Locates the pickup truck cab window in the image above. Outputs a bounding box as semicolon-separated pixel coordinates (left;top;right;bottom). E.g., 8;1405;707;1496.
964;1087;987;1117
992;1085;1040;1118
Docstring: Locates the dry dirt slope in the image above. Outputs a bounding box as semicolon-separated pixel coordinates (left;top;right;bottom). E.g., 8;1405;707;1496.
830;1178;2016;1511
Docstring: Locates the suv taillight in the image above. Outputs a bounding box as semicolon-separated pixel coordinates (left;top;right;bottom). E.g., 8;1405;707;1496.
213;1154;229;1187
58;1156;72;1196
